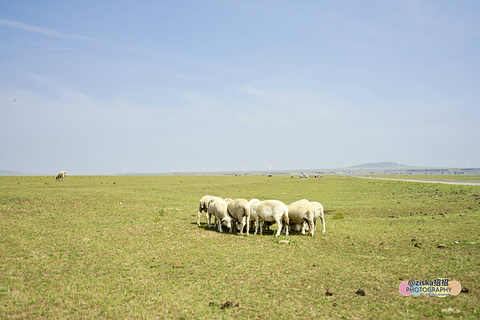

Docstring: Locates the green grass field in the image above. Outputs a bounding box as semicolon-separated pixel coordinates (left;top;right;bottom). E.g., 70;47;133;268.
1;175;479;319
371;175;480;181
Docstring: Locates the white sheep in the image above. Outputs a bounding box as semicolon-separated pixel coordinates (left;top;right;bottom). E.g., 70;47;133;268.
56;171;66;181
245;199;260;231
292;201;326;234
311;201;326;233
235;199;262;233
227;199;251;235
250;200;289;237
207;198;233;233
197;195;223;227
287;199;316;236
249;199;260;206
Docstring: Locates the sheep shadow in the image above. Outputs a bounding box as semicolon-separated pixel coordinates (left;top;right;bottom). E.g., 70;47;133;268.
192;221;287;236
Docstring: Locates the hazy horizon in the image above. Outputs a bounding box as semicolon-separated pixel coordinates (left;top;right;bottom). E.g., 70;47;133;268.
2;161;478;176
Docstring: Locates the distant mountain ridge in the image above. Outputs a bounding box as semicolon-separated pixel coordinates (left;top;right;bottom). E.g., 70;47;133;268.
0;170;26;176
348;162;419;170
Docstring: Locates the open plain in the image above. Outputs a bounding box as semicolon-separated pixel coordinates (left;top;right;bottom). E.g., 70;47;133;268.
1;175;479;319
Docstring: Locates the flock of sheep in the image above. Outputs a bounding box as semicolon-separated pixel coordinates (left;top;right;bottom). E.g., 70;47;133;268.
197;196;325;236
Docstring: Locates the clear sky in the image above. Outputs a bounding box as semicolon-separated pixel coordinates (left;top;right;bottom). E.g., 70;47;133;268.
1;1;479;175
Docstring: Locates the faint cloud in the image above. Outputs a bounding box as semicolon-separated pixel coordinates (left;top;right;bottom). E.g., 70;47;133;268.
0;18;144;52
0;18;66;37
25;73;89;101
236;85;275;99
236;85;302;107
0;18;97;42
180;91;217;107
175;74;215;82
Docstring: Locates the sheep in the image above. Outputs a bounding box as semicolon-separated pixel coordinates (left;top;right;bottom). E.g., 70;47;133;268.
291;201;326;234
287;199;316;236
235;199;262;233
56;171;66;181
250;200;289;237
249;199;260;206
207;198;233;233
250;198;277;232
311;201;326;233
197;195;211;226
244;199;260;230
211;198;234;229
227;199;251;235
197;195;225;227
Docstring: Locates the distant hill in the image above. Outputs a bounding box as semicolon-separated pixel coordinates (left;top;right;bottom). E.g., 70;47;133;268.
348;162;419;170
0;170;26;176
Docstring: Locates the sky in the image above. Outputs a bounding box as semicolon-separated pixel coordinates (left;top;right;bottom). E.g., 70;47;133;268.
1;0;479;175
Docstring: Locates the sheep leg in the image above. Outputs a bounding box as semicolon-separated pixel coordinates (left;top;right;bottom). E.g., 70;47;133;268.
245;215;250;236
284;217;289;236
239;218;245;235
197;203;203;226
275;217;283;237
207;212;213;228
301;221;307;235
197;211;201;226
234;217;239;234
320;214;326;233
308;219;315;236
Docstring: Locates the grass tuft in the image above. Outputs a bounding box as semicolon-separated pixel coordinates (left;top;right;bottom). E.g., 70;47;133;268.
333;211;346;219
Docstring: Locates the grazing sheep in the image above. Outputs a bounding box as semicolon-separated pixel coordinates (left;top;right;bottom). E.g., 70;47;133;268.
56;171;66;181
212;198;234;229
245;199;260;231
197;196;215;227
207;198;233;233
287;199;316;236
311;201;326;233
233;199;260;233
197;195;224;227
250;200;289;237
247;198;273;232
227;199;251;235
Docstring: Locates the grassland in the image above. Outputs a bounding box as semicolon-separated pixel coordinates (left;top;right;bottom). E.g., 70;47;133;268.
1;175;479;319
370;175;480;181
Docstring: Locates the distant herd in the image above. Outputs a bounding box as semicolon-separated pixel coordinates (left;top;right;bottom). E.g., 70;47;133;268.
197;196;325;236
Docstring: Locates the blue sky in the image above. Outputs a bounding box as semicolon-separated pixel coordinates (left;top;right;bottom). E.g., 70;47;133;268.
1;1;479;174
